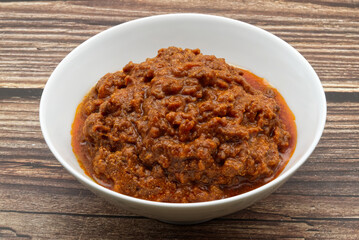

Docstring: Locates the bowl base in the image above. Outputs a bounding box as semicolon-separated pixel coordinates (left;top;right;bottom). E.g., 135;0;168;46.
157;218;214;225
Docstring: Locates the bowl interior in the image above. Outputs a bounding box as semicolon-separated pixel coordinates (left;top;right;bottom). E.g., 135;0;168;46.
40;14;326;202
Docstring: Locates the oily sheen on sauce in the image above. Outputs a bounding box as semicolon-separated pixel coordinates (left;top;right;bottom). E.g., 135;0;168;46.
71;47;296;203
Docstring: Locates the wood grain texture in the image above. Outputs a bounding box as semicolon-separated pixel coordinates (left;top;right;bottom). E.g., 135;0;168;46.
1;0;359;239
1;92;358;239
0;0;359;90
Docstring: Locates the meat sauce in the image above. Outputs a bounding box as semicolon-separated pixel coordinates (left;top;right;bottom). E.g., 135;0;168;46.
72;47;296;203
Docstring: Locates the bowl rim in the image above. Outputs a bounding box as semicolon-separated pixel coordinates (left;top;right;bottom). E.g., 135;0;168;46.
40;13;327;208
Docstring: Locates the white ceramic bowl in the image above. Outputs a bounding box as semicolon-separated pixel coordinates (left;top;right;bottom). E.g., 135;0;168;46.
40;13;326;224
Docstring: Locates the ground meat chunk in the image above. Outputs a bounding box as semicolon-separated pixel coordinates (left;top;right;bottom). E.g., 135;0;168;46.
73;47;294;203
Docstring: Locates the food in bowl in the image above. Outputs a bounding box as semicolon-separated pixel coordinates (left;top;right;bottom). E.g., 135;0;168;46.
72;46;296;203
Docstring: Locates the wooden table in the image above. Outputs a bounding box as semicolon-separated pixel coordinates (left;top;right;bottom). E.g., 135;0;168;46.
1;1;358;239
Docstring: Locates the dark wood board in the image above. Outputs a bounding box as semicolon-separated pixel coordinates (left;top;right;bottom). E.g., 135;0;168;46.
0;0;358;239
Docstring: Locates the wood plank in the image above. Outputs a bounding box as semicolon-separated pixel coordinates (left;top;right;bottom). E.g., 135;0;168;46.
0;97;358;170
1;211;359;240
0;0;358;89
1;177;358;219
